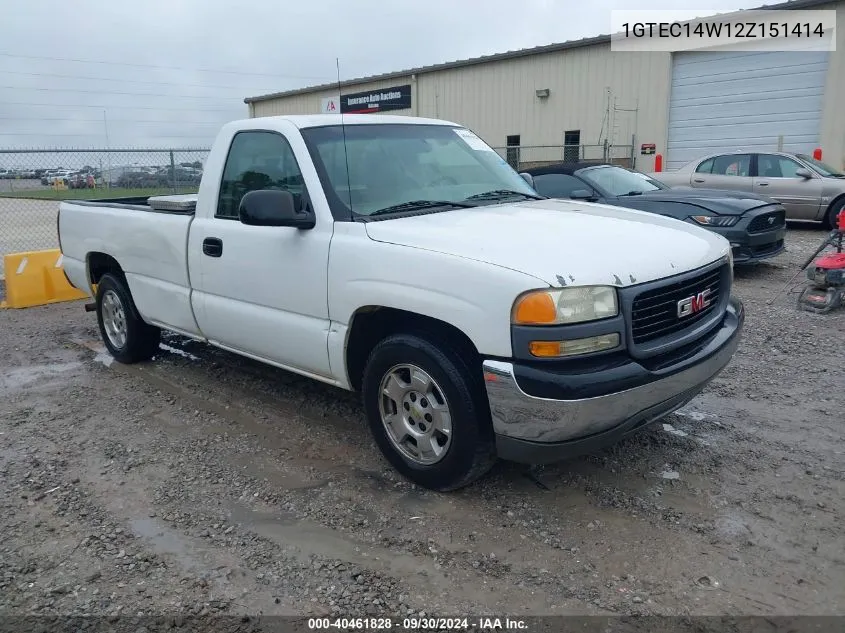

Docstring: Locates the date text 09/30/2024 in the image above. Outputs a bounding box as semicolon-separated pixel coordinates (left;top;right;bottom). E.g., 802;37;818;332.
307;617;529;630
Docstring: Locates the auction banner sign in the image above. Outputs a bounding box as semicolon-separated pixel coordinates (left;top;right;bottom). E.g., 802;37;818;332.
340;84;412;114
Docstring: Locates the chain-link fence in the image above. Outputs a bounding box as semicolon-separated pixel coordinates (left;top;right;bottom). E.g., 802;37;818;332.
0;148;209;283
491;144;636;171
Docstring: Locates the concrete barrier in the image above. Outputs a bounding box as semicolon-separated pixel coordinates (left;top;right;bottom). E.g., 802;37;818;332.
1;249;88;309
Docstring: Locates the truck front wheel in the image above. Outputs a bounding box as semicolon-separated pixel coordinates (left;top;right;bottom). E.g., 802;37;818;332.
362;333;497;491
95;273;161;364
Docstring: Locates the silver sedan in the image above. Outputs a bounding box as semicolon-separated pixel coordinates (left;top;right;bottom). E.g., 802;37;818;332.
650;151;845;227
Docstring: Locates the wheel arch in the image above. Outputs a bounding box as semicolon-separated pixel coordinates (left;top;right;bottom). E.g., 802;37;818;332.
824;193;845;228
344;306;483;393
86;251;125;288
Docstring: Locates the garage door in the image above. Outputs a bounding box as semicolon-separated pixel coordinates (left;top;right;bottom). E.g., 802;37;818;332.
666;50;829;170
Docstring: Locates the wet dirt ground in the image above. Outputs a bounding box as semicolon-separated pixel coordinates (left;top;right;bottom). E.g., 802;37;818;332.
1;226;843;627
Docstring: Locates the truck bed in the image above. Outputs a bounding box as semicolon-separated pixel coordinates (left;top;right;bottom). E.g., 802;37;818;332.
58;194;202;338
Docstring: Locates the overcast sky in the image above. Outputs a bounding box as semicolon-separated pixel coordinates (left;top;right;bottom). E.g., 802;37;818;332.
0;0;764;151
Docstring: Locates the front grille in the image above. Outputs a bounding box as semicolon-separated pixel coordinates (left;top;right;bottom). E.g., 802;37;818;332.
748;209;786;233
631;266;723;345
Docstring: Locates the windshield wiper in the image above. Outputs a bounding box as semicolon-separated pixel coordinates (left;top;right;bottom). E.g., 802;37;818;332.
465;189;546;201
618;190;645;197
368;199;478;217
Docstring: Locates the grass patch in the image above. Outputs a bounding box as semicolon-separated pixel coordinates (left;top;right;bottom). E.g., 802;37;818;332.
0;187;198;201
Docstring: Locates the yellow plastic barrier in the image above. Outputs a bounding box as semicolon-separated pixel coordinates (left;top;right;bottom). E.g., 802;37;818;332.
1;249;89;309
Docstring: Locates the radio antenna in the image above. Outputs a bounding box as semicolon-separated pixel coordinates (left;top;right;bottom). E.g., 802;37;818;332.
337;57;354;220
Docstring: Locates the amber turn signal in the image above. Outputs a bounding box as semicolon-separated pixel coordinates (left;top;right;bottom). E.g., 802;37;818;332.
513;292;557;325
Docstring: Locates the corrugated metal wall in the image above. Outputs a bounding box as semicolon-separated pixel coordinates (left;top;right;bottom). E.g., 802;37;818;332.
819;1;845;170
249;45;672;172
247;0;845;174
666;50;831;170
417;45;670;159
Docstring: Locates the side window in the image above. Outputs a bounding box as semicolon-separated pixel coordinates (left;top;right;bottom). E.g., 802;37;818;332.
710;154;751;177
695;158;715;173
216;131;305;219
758;154;803;178
532;174;590;198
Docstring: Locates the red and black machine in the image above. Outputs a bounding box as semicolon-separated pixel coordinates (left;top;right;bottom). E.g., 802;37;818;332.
797;208;845;313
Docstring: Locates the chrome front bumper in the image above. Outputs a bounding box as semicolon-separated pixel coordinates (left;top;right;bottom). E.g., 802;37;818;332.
482;298;744;464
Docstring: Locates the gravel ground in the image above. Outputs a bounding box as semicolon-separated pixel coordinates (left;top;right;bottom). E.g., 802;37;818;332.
1;225;843;629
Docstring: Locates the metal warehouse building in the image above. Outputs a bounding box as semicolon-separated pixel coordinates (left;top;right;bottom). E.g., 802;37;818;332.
245;0;845;173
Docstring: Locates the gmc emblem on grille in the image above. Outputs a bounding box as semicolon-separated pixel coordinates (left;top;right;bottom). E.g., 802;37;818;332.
677;288;713;318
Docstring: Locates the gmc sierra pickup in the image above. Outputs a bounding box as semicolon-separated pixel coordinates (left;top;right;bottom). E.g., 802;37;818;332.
58;114;744;491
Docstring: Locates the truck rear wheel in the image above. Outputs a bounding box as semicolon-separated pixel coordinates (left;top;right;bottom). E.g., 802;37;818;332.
362;332;497;491
95;273;160;364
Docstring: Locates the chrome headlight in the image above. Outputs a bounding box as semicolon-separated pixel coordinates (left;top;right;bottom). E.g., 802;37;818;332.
513;286;619;326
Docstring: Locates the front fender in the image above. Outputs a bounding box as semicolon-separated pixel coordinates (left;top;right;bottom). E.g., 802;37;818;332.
328;235;548;360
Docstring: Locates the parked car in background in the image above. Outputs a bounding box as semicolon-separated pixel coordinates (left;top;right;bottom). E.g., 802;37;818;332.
651;151;845;228
116;170;163;189
156;165;202;186
43;170;75;187
68;172;96;189
521;162;786;264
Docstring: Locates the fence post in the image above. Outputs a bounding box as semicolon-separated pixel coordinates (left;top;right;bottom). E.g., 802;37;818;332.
169;151;176;193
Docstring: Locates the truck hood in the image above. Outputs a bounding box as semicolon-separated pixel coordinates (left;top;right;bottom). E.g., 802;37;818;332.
627;187;778;215
364;199;730;288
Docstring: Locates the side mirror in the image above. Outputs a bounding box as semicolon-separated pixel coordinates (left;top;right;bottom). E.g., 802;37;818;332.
570;189;595;201
519;172;534;188
238;189;315;229
794;168;813;179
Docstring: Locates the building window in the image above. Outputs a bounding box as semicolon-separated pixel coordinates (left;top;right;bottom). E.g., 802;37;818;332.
564;130;580;163
506;135;521;170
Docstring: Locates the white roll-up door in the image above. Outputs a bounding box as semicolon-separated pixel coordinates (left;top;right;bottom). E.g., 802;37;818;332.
666;49;829;170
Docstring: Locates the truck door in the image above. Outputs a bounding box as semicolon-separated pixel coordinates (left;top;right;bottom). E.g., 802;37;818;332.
187;129;332;378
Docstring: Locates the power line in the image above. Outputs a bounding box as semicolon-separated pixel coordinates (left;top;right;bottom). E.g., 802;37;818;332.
0;69;280;92
0;100;241;112
0;116;226;123
0;132;215;138
0;85;244;100
0;51;333;80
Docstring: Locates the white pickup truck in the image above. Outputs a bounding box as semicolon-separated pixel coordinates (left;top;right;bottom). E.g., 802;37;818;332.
58;114;744;491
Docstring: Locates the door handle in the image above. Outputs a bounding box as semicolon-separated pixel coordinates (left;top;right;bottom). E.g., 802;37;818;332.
758;182;769;186
693;178;705;183
202;237;223;257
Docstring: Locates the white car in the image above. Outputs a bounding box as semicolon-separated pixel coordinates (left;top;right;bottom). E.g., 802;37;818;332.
58;114;744;490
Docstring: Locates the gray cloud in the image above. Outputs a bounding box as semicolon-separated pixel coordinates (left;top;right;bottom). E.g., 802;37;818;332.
1;0;761;149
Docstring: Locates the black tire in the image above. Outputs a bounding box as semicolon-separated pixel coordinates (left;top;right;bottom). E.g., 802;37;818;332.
362;332;497;491
95;273;161;364
824;198;845;230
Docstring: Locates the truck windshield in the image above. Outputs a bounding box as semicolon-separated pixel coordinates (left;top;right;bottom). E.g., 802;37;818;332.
300;123;539;218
